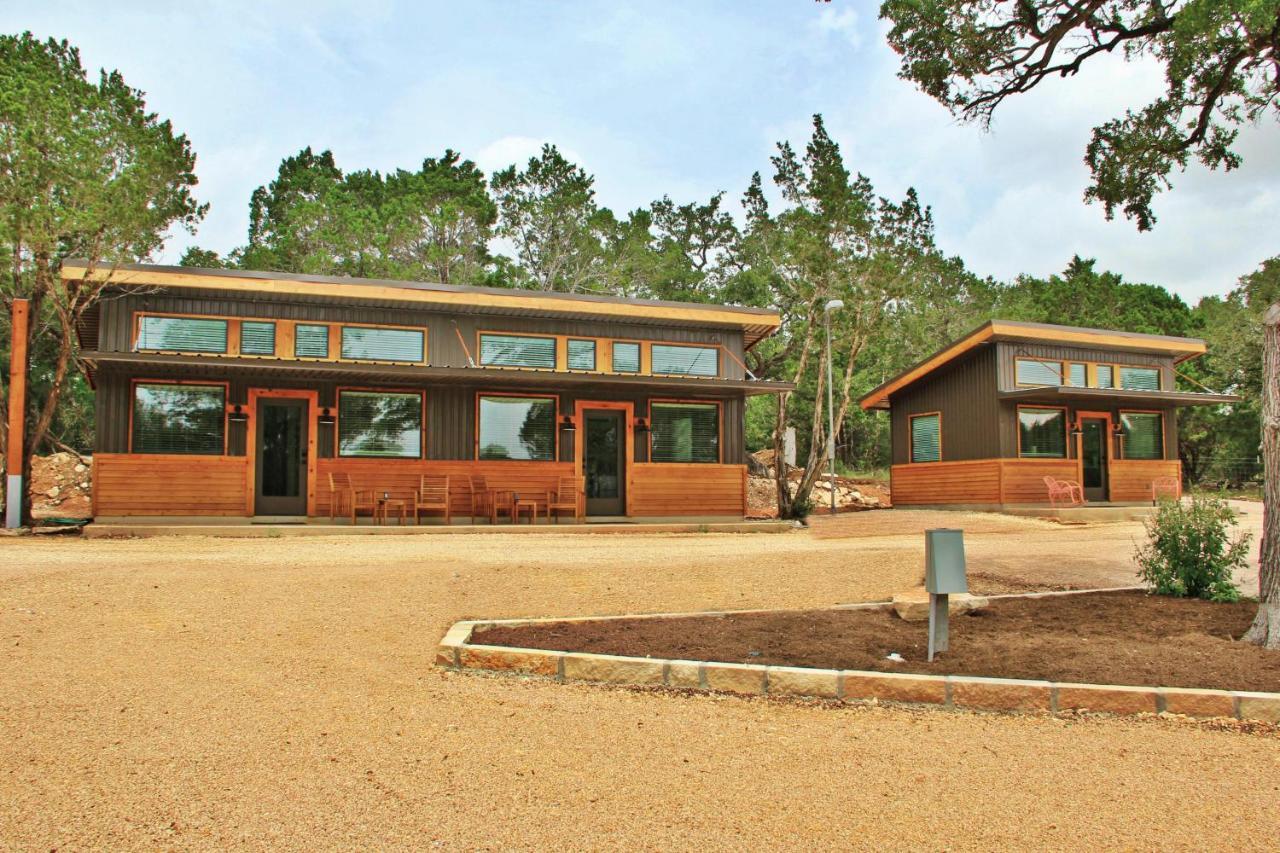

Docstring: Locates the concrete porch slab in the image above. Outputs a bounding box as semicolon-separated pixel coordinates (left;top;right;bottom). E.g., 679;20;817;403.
83;518;795;538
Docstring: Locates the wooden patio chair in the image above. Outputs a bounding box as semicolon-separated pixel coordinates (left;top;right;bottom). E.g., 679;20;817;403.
1043;476;1084;508
329;471;375;524
1151;476;1182;505
465;474;492;524
546;476;582;523
414;475;451;525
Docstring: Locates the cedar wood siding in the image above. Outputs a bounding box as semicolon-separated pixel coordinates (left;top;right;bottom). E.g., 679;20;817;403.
994;341;1178;459
92;289;747;464
888;345;1000;465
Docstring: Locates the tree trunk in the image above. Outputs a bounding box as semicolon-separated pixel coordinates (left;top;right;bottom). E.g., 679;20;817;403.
1245;302;1280;647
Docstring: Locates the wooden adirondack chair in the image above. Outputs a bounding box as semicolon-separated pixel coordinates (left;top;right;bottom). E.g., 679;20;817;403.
546;476;583;523
1043;476;1084;508
465;474;492;524
415;475;451;525
329;471;375;524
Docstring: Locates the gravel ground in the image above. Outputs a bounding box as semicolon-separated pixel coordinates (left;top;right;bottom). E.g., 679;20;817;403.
1;513;1276;850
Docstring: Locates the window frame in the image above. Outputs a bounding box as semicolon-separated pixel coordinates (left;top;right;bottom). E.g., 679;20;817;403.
339;324;427;364
908;411;942;464
334;386;426;459
647;398;723;465
128;378;229;456
1016;404;1069;459
649;343;720;378
1118;409;1165;460
1014;357;1065;388
566;338;597;372
239;320;277;356
293;323;331;359
477;331;559;371
610;340;642;374
1066;362;1087;387
134;314;230;355
474;392;561;462
1118;365;1162;392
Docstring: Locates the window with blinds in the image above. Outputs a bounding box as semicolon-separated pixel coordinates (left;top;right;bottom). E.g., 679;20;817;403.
131;383;225;454
567;339;596;371
1018;407;1067;458
1015;358;1062;386
295;324;330;358
1119;366;1160;391
650;402;719;463
909;414;941;463
1097;364;1115;389
240;321;276;355
337;390;422;458
479;334;556;369
477;396;556;460
651;344;718;377
1067;363;1087;387
612;342;640;373
136;316;228;353
1121;412;1164;460
341;327;424;362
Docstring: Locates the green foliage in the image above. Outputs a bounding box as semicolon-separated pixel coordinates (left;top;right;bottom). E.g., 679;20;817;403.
1135;496;1249;602
880;0;1280;230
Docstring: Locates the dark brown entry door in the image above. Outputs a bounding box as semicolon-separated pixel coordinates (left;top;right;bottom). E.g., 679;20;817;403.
584;410;625;516
1080;418;1109;502
255;398;308;516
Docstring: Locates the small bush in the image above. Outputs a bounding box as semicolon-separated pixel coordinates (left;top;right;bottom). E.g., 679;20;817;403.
1134;496;1250;602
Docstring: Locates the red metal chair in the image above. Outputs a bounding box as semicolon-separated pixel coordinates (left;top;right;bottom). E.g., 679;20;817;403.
1043;476;1084;507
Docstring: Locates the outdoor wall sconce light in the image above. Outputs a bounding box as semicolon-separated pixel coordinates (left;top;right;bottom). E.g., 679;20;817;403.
318;407;335;425
227;404;248;422
633;417;650;432
558;415;576;432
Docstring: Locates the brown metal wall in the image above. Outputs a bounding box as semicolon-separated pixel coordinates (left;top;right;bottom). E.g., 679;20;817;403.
95;367;746;464
996;399;1179;460
888;345;1000;465
98;289;748;378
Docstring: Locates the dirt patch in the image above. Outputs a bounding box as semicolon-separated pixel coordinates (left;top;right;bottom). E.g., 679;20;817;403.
965;571;1082;595
474;591;1276;692
30;452;92;519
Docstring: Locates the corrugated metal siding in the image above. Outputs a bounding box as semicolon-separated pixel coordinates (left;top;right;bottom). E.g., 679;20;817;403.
99;289;748;378
995;341;1175;391
889;346;999;464
93;367;746;464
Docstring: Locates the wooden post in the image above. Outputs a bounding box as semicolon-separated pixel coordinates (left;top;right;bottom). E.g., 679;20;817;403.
6;299;30;528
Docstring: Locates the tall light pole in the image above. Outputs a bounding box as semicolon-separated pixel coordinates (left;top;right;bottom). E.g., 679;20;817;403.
823;298;844;516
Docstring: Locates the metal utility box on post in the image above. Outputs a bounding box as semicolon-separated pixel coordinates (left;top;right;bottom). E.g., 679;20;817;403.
925;528;967;661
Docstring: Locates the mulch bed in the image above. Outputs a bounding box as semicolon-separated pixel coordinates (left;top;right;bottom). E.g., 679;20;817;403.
473;591;1279;693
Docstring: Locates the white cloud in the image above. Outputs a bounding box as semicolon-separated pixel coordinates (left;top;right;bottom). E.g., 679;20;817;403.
815;5;863;50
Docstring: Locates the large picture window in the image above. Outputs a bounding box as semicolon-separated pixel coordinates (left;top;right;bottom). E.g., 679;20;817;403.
479;334;556;369
1018;407;1067;458
1015;358;1063;386
337;390;423;458
341;327;424;362
651;344;718;377
136;317;228;353
1121;412;1164;460
131;382;225;454
909;413;941;463
477;395;556;460
650;402;719;463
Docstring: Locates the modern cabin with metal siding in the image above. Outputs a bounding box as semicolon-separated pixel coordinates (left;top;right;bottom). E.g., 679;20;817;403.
70;261;787;522
862;320;1238;509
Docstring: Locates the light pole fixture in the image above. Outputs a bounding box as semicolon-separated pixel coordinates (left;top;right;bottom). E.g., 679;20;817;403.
823;298;845;516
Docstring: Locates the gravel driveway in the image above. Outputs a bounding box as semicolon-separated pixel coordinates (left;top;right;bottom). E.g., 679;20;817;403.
0;511;1275;849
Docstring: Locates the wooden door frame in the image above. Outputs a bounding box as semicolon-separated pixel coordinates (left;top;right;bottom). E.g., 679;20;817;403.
246;388;319;517
1074;409;1113;502
573;400;634;517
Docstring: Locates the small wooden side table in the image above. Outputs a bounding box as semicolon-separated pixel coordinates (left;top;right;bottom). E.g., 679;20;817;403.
376;498;407;526
514;499;538;524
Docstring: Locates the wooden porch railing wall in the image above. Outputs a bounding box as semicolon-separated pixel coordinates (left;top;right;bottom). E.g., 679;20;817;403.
93;453;249;516
630;463;747;517
890;457;1183;506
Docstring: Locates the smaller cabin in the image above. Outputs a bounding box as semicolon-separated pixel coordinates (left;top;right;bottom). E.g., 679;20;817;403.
859;320;1239;508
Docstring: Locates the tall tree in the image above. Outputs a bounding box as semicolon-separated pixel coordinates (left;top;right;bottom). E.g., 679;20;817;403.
490;145;614;293
1247;302;1280;646
0;32;204;523
881;0;1280;230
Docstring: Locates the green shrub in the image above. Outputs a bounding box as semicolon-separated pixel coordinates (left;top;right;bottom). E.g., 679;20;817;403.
1134;496;1250;602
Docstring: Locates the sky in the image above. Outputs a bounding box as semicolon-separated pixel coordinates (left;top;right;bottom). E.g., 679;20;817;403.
7;0;1278;304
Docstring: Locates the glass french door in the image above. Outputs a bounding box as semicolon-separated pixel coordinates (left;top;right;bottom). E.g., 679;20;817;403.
583;409;625;516
255;398;308;515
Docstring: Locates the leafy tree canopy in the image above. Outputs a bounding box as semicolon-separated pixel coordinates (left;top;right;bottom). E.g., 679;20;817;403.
880;0;1280;230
